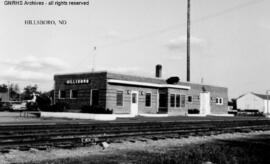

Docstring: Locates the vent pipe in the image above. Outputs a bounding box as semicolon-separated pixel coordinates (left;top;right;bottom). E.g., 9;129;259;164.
155;64;162;78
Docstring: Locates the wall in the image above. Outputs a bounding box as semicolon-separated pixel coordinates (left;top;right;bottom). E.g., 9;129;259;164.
237;93;264;112
54;72;107;110
106;84;158;114
0;92;9;102
263;100;270;114
184;83;228;114
167;88;189;116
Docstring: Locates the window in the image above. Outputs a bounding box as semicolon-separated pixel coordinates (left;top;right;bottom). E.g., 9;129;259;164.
159;94;167;107
180;95;186;107
132;93;137;103
59;90;66;99
145;93;151;107
116;91;123;106
219;98;223;104
91;90;99;106
176;94;180;107
170;94;175;107
70;90;78;99
188;96;193;102
216;97;223;105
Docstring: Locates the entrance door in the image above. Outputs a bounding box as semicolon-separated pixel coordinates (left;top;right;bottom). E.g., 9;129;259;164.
200;92;211;115
130;91;139;115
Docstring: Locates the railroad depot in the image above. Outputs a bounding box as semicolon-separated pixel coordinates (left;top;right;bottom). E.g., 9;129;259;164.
54;68;228;116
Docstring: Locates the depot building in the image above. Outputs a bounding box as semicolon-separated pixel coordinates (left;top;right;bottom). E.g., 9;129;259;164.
54;67;228;116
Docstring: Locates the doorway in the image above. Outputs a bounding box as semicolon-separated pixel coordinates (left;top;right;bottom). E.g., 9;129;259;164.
130;91;138;115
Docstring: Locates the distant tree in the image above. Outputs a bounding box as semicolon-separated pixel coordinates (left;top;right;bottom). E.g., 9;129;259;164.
21;84;40;100
228;98;237;110
9;83;20;101
0;84;8;93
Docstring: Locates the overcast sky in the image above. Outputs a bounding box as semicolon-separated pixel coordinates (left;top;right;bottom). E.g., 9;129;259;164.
0;0;269;98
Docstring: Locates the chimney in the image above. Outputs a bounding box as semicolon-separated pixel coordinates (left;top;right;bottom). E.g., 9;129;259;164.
155;64;162;78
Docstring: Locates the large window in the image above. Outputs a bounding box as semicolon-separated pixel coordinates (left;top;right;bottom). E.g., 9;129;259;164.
176;94;180;107
170;94;175;107
159;94;167;107
70;90;78;99
116;91;123;106
91;90;99;106
59;90;66;99
145;93;151;107
180;95;186;107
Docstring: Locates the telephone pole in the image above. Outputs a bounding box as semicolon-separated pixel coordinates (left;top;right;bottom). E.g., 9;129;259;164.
92;46;96;72
187;0;191;82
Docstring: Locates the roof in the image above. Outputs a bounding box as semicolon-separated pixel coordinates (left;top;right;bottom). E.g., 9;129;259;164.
54;71;227;90
252;92;270;100
107;79;191;90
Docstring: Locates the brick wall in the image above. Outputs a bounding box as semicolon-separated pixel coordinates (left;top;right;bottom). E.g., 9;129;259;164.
54;72;107;110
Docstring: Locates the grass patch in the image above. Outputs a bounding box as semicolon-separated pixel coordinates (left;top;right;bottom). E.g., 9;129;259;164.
23;134;270;164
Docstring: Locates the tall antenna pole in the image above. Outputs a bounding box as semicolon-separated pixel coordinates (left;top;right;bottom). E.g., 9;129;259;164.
187;0;191;82
92;46;96;72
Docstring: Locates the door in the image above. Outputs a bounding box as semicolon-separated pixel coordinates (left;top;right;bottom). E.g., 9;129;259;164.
130;91;139;115
200;92;211;115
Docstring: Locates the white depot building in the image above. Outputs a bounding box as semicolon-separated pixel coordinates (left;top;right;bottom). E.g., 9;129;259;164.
237;92;270;114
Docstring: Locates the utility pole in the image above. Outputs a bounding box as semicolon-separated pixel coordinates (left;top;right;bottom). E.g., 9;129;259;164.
7;81;10;101
92;46;96;72
266;90;270;115
187;0;191;82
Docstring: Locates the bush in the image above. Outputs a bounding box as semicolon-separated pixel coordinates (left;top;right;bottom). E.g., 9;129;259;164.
236;109;264;117
81;105;113;114
188;108;200;114
26;102;38;111
51;102;70;112
36;94;51;111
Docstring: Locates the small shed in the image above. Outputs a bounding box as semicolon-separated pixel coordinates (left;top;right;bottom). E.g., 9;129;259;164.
236;92;270;114
0;92;9;102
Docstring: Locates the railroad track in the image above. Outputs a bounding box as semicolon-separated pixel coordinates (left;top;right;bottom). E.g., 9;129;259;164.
0;119;270;153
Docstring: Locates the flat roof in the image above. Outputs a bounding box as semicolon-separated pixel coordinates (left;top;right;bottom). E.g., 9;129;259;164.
54;71;227;89
107;79;191;90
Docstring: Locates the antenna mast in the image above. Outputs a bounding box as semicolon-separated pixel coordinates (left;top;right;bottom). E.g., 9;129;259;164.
187;0;191;82
92;46;96;72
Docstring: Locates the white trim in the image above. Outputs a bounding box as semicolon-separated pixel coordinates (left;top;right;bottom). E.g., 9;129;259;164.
107;79;190;90
59;90;65;99
70;90;78;99
90;89;98;106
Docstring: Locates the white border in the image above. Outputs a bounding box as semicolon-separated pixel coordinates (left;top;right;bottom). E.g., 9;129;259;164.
107;79;190;90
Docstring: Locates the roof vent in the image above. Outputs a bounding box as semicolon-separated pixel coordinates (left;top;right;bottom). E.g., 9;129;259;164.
166;76;180;84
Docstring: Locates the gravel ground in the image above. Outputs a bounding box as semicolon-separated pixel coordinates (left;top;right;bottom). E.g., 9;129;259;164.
0;130;269;164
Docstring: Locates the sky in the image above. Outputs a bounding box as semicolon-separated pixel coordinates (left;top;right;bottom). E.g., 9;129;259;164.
0;0;270;98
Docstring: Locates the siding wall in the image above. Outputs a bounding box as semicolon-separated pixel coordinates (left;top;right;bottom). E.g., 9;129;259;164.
0;92;9;102
54;71;228;115
167;88;189;115
106;84;158;114
186;83;228;114
237;93;264;112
